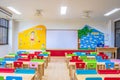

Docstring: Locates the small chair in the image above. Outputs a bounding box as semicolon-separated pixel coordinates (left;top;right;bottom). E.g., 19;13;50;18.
28;54;35;59
14;61;23;68
86;77;102;80
34;51;41;55
87;62;97;70
71;56;79;60
37;56;43;59
76;62;85;69
29;62;38;69
0;61;6;67
6;76;22;80
0;76;4;80
105;62;114;69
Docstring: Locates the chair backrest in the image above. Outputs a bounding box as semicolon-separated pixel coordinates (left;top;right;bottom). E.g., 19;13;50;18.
87;62;97;70
105;62;114;69
34;51;41;55
76;62;85;69
104;77;120;80
6;76;22;80
96;56;103;60
0;61;6;67
0;76;4;80
14;61;23;68
102;55;108;59
80;56;87;60
37;56;43;59
72;56;79;60
29;62;38;68
28;54;35;59
86;77;102;80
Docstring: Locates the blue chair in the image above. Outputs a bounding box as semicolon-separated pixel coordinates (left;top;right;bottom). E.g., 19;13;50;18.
105;62;114;69
76;70;97;74
0;61;6;67
15;68;35;74
96;56;103;60
74;52;86;56
6;76;22;80
17;51;26;55
86;77;102;80
4;58;17;61
39;54;48;56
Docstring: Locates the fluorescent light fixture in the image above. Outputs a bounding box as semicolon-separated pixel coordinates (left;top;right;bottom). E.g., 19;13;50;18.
104;8;120;16
60;6;67;15
7;7;21;15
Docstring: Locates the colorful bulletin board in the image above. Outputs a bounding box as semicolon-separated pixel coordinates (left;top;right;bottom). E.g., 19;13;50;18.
18;25;46;50
78;25;104;50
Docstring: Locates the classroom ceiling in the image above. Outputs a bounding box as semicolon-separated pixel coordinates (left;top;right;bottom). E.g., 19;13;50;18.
0;0;120;21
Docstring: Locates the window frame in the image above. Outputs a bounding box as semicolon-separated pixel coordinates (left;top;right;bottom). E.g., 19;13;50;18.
0;18;9;45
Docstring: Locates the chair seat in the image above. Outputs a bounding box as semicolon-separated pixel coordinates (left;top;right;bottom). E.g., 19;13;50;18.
98;70;119;74
0;68;14;73
76;70;97;74
6;76;22;80
86;77;102;80
15;68;35;74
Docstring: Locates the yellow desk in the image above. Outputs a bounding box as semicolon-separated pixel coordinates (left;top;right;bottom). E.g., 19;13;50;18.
96;47;117;59
0;73;35;80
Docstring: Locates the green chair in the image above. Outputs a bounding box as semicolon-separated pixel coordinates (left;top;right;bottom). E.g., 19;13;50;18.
80;56;87;60
0;76;4;80
31;59;45;62
0;58;4;62
87;62;97;70
84;59;96;63
67;54;76;57
90;52;97;55
8;53;17;56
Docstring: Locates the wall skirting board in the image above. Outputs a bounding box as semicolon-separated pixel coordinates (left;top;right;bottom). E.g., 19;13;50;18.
46;49;95;56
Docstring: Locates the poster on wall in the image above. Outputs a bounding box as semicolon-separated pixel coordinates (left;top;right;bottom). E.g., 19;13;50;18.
18;25;46;50
78;25;104;50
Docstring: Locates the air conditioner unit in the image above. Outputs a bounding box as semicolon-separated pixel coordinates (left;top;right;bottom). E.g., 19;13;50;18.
0;6;12;18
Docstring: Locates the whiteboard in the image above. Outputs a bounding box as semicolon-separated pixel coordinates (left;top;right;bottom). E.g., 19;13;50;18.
46;29;77;49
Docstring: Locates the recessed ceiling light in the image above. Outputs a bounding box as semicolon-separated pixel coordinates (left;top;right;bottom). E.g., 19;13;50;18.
60;6;67;15
7;7;21;15
104;8;120;16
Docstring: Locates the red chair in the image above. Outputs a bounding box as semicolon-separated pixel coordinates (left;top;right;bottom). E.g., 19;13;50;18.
34;51;42;55
17;58;30;61
70;59;83;62
104;77;120;80
72;56;79;60
76;62;86;69
37;56;44;59
98;70;119;74
102;55;108;59
14;62;23;68
28;54;35;59
0;68;14;73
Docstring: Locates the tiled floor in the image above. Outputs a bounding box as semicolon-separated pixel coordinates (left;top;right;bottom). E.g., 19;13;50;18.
42;57;70;80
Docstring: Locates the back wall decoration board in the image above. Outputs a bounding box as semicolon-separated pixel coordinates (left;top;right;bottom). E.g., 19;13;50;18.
18;25;46;50
78;25;104;50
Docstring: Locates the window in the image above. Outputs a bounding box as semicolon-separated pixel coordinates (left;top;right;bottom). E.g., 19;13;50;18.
0;18;9;45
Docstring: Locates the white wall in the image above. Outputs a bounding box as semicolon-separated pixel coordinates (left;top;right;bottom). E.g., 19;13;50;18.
13;19;108;51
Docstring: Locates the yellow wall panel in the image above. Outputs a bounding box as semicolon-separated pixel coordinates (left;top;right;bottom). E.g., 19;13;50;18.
18;25;46;50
